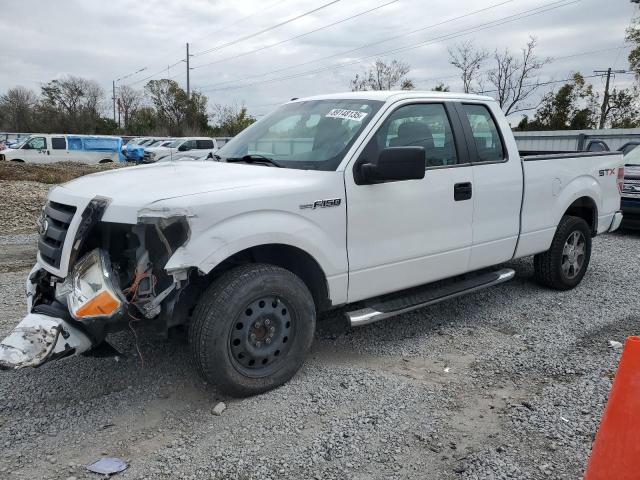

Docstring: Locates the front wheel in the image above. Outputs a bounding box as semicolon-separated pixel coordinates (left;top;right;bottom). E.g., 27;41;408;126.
534;215;592;290
189;264;316;397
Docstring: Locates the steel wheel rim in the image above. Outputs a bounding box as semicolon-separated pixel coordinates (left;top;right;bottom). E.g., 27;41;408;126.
561;230;586;279
228;296;295;378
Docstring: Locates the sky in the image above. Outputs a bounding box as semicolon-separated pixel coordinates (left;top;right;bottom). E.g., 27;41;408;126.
0;0;637;121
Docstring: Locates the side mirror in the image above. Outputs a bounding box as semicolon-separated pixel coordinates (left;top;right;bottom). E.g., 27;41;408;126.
178;144;189;152
357;147;426;185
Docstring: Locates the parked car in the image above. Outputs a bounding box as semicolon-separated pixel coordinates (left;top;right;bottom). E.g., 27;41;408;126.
123;137;166;162
621;146;640;229
0;134;123;164
142;137;218;163
157;150;216;162
619;141;640;156
0;91;623;398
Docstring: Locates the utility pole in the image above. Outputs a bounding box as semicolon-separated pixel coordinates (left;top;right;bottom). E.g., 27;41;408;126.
594;68;626;129
112;80;116;122
186;43;191;99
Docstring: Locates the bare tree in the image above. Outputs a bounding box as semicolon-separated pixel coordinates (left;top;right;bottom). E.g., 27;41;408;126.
351;59;413;91
117;85;143;129
40;76;106;132
485;37;551;116
0;86;38;131
448;41;488;93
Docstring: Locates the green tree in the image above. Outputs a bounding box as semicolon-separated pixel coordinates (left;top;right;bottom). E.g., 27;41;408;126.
211;103;256;136
144;79;209;135
39;76;105;133
519;74;597;130
432;83;450;92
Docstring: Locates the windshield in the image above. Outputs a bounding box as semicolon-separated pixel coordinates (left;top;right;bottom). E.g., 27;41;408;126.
168;139;184;148
149;140;167;147
216;99;384;170
625;146;640;166
12;137;29;149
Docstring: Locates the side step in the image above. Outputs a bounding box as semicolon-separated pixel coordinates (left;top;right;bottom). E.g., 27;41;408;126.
346;268;515;327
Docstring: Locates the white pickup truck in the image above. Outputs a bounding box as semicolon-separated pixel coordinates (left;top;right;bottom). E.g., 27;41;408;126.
0;91;624;397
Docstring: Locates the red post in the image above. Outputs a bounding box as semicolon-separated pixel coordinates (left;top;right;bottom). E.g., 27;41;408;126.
584;336;640;480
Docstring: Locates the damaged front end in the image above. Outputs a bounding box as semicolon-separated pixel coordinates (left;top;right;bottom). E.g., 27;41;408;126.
0;197;193;370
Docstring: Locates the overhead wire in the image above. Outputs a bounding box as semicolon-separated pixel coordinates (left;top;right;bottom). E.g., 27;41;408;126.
191;0;342;58
191;0;400;70
195;0;581;93
195;0;518;89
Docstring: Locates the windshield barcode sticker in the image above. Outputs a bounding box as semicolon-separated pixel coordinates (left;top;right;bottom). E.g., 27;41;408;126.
325;109;368;122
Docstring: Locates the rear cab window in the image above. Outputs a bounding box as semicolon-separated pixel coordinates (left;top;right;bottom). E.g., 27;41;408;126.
461;104;505;163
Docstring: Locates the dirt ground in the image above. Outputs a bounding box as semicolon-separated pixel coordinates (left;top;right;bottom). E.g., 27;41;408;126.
0;164;637;479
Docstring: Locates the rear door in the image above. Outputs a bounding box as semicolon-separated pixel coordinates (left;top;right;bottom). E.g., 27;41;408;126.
50;136;69;162
454;102;523;270
345;100;474;302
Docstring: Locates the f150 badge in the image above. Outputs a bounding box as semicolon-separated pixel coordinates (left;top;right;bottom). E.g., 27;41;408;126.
300;199;342;210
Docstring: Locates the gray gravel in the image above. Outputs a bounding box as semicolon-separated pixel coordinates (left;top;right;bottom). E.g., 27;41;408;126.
0;230;638;480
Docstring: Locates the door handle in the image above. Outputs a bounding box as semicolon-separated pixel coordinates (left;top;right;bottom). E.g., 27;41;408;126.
454;182;472;201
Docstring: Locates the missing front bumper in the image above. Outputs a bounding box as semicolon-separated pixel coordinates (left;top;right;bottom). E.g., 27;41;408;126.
0;313;93;369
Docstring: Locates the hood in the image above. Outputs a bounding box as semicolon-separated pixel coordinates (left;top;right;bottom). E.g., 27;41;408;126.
55;161;323;222
145;146;172;153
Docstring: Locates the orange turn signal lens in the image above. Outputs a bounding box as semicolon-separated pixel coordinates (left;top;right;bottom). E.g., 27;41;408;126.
75;291;121;318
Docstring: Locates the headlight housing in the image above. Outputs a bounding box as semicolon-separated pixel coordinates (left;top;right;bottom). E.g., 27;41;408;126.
58;249;124;320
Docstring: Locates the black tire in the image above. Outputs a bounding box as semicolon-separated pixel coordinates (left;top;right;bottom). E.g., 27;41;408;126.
189;263;316;397
533;215;592;290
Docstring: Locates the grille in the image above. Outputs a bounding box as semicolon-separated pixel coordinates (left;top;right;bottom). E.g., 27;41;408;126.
38;201;77;269
143;151;153;162
623;179;640;198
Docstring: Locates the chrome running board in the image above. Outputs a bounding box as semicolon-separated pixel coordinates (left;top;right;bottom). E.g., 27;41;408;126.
346;268;515;327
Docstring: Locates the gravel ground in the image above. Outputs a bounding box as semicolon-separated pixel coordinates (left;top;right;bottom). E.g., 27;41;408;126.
0;229;637;480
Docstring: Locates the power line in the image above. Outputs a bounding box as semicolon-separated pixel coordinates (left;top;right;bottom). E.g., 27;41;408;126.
195;0;580;93
195;0;518;89
191;0;342;58
192;0;400;70
116;0;291;87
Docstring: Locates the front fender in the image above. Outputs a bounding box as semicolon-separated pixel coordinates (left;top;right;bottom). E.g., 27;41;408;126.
164;209;349;305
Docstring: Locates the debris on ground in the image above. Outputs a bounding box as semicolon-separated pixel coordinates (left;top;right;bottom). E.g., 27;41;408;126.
212;402;227;416
609;340;623;350
86;457;128;475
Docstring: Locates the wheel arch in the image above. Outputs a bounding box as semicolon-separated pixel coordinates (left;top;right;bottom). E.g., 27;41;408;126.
563;196;598;236
205;243;331;312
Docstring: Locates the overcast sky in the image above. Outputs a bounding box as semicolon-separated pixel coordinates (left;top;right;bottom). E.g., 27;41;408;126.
0;0;637;120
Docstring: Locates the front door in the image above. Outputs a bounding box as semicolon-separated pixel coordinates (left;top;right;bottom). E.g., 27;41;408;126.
345;101;474;303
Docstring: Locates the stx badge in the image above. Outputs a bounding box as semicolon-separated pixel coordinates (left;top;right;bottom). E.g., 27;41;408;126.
300;199;342;210
599;168;616;176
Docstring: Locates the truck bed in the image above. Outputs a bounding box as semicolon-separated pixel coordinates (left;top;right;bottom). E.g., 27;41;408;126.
515;151;623;258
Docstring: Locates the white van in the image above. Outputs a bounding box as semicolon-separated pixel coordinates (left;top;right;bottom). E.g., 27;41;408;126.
0;134;123;164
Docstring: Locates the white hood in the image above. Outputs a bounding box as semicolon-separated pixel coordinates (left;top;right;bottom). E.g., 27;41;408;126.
52;161;326;223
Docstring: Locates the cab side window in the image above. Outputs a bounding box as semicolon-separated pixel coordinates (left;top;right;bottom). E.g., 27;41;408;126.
25;137;47;150
462;104;505;162
363;103;459;167
196;139;214;149
183;140;197;150
51;137;66;149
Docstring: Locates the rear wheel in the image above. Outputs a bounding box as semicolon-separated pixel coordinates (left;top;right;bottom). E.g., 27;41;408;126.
189;263;316;397
534;215;592;290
